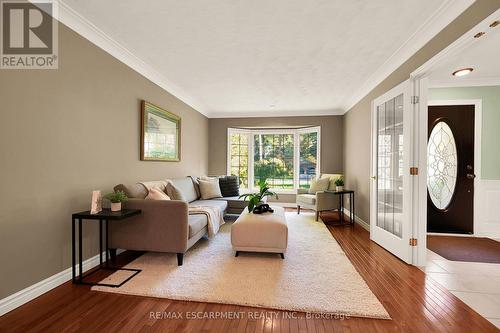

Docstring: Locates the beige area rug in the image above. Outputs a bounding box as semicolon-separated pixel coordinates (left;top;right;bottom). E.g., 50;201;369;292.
92;212;390;319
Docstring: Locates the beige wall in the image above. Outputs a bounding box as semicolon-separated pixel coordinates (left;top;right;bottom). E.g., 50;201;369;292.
343;0;500;223
0;23;209;299
208;116;343;202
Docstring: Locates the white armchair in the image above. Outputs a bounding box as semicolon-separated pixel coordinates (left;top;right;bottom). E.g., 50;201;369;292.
296;174;343;221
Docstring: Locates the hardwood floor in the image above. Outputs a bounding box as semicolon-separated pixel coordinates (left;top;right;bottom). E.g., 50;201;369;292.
0;210;497;332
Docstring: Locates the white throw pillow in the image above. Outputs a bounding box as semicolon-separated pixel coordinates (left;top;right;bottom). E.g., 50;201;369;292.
308;177;330;194
198;179;222;200
146;188;171;200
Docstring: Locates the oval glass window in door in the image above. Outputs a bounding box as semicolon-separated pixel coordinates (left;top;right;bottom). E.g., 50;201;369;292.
427;121;458;210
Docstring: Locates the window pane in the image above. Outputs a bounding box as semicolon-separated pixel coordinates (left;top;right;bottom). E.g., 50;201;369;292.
254;134;294;189
229;133;249;189
299;132;318;188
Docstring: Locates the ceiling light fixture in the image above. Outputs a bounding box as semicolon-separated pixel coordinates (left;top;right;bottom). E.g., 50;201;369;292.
452;68;473;77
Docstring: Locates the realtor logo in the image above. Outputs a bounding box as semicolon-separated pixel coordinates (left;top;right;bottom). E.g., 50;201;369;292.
1;0;58;69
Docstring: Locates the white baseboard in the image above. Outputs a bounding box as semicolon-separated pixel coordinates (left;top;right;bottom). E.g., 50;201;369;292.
342;209;370;232
0;249;124;316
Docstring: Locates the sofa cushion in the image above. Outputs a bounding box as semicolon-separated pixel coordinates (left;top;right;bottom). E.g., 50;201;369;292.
198;178;223;200
168;177;198;202
219;176;240;197
190;199;228;212
297;194;316;205
188;215;208;238
114;183;148;199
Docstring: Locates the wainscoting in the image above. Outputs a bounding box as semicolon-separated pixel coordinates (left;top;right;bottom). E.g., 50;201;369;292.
476;180;500;238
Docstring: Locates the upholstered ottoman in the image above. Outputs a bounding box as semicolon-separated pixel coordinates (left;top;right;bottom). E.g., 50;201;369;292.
231;206;288;258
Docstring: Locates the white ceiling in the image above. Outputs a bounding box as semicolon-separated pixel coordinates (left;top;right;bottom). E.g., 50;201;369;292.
62;0;471;117
429;22;500;87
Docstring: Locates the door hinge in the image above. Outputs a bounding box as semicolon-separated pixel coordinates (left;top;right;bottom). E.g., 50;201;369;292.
409;238;418;246
410;167;418;175
411;96;419;104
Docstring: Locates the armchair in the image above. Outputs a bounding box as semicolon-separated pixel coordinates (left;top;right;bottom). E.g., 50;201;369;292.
296;174;343;221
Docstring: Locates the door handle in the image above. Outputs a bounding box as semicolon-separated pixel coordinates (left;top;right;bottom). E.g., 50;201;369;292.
466;173;476;179
371;176;377;180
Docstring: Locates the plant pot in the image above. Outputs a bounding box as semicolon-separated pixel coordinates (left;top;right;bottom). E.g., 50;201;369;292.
336;186;344;192
110;202;122;212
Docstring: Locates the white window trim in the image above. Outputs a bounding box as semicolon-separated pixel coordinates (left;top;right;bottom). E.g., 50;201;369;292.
227;126;321;193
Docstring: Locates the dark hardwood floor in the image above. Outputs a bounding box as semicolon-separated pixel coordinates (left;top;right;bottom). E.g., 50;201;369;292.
0;209;497;332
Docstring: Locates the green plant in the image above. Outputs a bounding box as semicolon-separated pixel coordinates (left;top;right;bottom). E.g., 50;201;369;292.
104;190;128;203
239;178;279;212
334;177;344;186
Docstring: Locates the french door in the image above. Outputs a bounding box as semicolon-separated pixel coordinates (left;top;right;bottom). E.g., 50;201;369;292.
370;80;414;264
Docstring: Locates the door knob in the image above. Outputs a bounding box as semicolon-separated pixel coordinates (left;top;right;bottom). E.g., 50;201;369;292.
371;176;377;180
466;173;476;179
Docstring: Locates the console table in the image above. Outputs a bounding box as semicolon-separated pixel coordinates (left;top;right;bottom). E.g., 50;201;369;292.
324;190;355;225
71;209;141;287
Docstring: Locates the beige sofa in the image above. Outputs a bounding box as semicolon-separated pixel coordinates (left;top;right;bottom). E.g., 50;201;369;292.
296;174;343;221
111;177;245;265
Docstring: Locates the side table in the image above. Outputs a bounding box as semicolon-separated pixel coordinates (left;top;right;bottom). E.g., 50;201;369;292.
324;190;355;225
72;209;141;287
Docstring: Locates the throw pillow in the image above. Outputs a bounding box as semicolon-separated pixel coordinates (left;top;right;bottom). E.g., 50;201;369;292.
308;177;330;194
189;176;201;199
166;182;187;201
146;188;171;200
198;178;223;200
219;176;239;197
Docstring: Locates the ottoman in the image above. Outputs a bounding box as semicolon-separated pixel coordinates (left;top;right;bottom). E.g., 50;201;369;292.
231;206;288;258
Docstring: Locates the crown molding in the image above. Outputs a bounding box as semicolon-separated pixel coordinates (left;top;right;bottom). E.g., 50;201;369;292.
412;9;500;78
342;0;475;112
54;0;211;117
209;108;344;119
429;77;500;88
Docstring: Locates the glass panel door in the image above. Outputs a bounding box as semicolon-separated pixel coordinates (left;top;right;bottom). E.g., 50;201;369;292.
370;80;413;264
376;94;404;238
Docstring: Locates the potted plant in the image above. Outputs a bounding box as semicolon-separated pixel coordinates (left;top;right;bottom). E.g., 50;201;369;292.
334;177;344;192
239;178;279;213
104;191;128;212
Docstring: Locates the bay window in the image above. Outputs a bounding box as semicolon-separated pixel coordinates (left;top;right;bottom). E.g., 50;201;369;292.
227;127;320;192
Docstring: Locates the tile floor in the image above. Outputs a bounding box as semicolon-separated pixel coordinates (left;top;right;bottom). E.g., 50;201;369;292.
422;249;500;328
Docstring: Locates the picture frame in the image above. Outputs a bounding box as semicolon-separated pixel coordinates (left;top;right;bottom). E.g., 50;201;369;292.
140;100;181;161
90;190;102;214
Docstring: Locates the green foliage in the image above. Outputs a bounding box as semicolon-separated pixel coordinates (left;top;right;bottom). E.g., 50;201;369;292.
104;190;128;203
239;178;279;213
254;158;290;180
334;177;345;186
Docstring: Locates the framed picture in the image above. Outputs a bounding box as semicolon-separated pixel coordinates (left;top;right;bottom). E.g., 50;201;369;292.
140;100;181;161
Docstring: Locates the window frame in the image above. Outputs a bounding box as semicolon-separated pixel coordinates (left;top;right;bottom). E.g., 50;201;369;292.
227;126;321;193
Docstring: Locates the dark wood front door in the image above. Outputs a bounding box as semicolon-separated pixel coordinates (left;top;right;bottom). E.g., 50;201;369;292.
427;105;475;234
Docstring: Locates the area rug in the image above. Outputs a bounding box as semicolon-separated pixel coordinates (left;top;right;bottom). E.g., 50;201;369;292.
92;212;390;319
428;235;500;264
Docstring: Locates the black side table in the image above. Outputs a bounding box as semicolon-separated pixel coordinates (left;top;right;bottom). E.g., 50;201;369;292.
72;208;142;287
324;190;355;225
